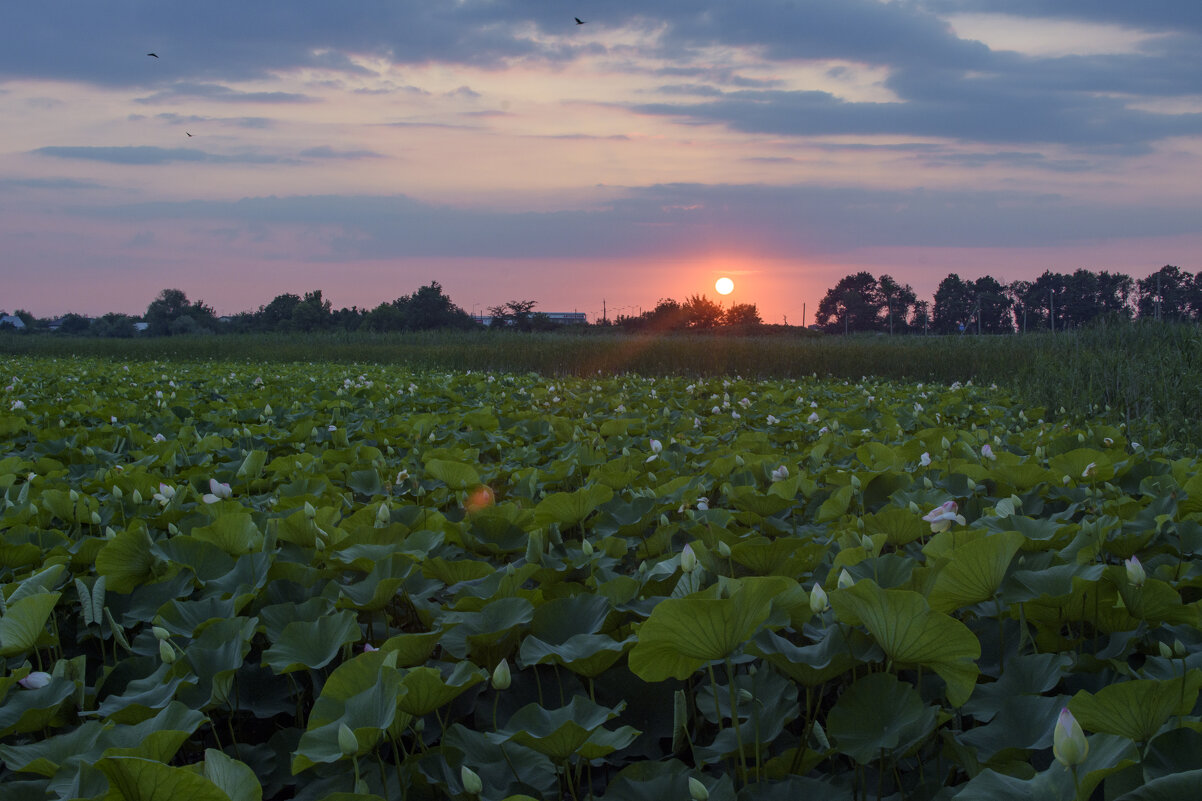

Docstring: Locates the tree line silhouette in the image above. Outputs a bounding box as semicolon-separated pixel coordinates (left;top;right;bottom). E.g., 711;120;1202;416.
2;266;1197;337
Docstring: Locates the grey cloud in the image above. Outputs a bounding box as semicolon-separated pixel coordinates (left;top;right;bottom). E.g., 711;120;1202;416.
299;146;383;160
0;177;104;190
136;82;314;104
32;146;297;165
76;183;1202;260
919;1;1202;34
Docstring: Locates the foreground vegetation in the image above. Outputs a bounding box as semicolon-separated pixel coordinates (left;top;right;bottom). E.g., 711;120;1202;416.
3;320;1200;446
2;355;1202;799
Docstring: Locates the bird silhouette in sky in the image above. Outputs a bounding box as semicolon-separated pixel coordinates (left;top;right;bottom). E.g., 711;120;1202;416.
185;132;193;137
575;17;586;25
147;52;159;58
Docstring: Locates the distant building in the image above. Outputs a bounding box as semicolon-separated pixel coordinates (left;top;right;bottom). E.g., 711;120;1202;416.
471;312;588;327
0;314;26;330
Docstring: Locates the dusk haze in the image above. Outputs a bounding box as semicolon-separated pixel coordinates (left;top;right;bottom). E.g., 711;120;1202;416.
3;1;1201;323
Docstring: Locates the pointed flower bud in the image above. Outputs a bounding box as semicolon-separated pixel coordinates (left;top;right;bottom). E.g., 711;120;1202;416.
810;583;829;614
304;501;317;520
18;671;52;689
338;723;358;757
1125;556;1146;587
688;777;710;801
460;765;483;796
1052;708;1088;767
492;658;511;690
837;569;854;589
1159;641;1173;659
717;540;732;558
159;639;176;664
680;543;698;573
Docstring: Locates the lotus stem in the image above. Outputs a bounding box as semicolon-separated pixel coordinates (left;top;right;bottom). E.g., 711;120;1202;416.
725;657;749;785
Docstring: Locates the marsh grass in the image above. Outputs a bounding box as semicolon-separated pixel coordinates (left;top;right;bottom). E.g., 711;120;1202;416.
4;320;1199;445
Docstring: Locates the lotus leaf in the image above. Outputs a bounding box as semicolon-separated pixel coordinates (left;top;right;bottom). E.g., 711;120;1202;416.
827;672;937;764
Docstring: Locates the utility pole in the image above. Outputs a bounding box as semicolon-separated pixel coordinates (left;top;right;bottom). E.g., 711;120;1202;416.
602;298;607;324
802;302;806;328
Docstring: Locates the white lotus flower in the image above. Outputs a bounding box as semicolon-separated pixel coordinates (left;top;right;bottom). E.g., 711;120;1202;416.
1052;708;1088;767
919;452;931;467
807;412;820;423
981;444;996;460
1125;556;1146;587
153;483;176;506
770;465;789;483
10;400;25;410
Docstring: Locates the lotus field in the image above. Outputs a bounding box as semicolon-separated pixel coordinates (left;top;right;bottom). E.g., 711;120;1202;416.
4;355;1202;801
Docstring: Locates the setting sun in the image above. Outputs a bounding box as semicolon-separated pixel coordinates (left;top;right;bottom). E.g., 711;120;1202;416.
715;277;734;295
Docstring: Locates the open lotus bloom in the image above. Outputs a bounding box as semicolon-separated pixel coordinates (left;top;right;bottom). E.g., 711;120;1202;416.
919;452;932;467
1125;555;1146;587
922;500;966;533
202;478;232;504
981;443;996;460
770;465;789;482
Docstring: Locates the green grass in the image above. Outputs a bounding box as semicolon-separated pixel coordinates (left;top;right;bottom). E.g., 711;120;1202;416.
4;320;1200;445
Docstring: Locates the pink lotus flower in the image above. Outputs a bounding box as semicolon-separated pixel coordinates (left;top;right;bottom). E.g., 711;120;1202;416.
18;671;52;689
922;500;966;533
202;479;232;504
981;444;996;460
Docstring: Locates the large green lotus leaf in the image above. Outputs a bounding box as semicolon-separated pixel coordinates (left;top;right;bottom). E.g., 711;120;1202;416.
954;733;1138;801
628;577;782;682
156;596;241;638
1113;771;1202;801
830;579;980;706
499;696;636;762
424;459;481;491
927;531;1024;613
1144;727;1202;780
378;630;443;667
999;562;1106;604
96;756;232;801
0;590;61;656
963;652;1072;723
96;663;196;725
1069;672;1202;744
397;661;487;717
816;486;853;523
261;610;360;674
189;513;263;556
155;537;236;583
293;651;402;772
179;616;257;709
956;694;1063;761
725;485;795;517
95;523;157;594
202;749;262;801
729;538;827;578
827;672;937;765
336;554;413;612
7;563;67;604
1114;575;1197;626
1049;448;1110;484
422;557;494;586
441;724;559;801
439;597;534;661
519;632;633;678
467;504;534;554
0;675;77;737
347;468;384;498
0;719;105;776
862;504;930;546
532;484;614;528
529;593;612;643
749;623;876;688
97;702;207;763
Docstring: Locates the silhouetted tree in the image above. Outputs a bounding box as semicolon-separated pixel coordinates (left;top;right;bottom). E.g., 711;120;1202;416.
403;282;475;330
724;303;762;327
90;313;137;338
932;274;975;334
683;294;724;329
291;290;333;333
878;275;917;334
257;293;301;331
815;272;882;334
1137;265;1192;321
145;289;215;335
972;276;1013;334
58;313;91;335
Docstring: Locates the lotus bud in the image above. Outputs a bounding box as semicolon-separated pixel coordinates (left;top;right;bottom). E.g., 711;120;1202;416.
908;501;921;514
111;485;123;500
940;436;950;451
810;583;829;614
581;538;594;556
18;671;52;690
375;502;390;527
492;658;511;691
69;489;79;503
1052;708;1088;767
1175;640;1187;658
152;626;171;640
167;523;179;535
923;477;933;489
735;455;744;467
159;639;176;663
717;540;732;558
131;489;142;505
1078;433;1085;443
837;569;854;589
460;765;483;796
91;511;102;525
1125;556;1146;587
659;513;669;527
264;404;272;415
680;544;698;573
1159;641;1173;659
338;723;358;757
304;501;317;520
525;531;543;565
737;689;754;703
850;475;861;491
966;477;977;491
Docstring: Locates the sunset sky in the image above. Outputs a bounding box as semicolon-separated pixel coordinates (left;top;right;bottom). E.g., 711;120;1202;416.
2;1;1201;324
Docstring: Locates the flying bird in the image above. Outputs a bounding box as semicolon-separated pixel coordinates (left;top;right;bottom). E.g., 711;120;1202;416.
185;132;193;137
147;53;158;58
575;17;586;25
